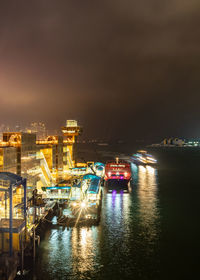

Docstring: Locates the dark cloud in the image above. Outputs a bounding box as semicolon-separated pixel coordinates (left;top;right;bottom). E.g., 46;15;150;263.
0;0;200;139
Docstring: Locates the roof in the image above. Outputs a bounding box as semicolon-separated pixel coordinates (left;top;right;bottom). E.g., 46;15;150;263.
83;173;101;180
87;180;100;194
83;174;101;194
0;219;25;233
0;172;23;185
94;162;105;167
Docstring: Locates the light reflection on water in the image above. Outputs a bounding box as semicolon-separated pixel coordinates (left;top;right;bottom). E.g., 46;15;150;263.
38;226;100;280
33;164;160;280
138;165;159;225
137;165;160;245
71;227;99;276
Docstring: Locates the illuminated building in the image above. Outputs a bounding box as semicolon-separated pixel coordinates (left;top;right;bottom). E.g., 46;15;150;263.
0;146;17;174
36;135;64;185
0;124;11;134
186;140;200;147
2;133;39;193
28;122;47;140
161;138;185;146
0;120;81;191
61;120;81;169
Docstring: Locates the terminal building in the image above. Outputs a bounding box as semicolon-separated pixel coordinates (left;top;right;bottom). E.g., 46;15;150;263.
0;120;81;192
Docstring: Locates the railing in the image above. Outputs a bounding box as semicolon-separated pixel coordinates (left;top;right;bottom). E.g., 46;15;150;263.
0;180;10;187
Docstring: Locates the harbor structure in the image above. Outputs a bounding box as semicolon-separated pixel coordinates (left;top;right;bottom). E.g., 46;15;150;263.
0;173;27;279
2;132;38;188
162;138;185;146
0;120;81;188
0;120;82;279
150;138;185;147
61;120;82;169
0;146;17;174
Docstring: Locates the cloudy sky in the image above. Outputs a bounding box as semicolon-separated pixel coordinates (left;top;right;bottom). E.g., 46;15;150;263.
0;0;200;140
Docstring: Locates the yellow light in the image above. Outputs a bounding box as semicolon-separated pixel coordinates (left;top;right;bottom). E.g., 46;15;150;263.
81;201;86;208
72;202;77;207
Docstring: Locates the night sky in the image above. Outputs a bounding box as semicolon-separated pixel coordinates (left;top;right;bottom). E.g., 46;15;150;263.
0;0;200;140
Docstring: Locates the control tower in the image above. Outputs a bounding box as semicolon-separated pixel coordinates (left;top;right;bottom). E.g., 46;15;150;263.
61;120;81;169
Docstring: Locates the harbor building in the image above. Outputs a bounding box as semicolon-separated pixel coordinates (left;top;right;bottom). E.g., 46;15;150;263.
62;120;81;169
0;120;85;279
2;132;39;191
0;120;82;189
0;146;17;174
161;138;185;146
36;135;64;185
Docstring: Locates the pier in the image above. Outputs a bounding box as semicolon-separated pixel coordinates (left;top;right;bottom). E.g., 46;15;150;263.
0;171;103;279
0;120;105;279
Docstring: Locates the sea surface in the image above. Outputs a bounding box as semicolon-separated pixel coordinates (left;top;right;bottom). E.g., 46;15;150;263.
18;144;200;280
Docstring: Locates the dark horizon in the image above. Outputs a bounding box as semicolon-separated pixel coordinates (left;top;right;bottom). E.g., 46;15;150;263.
1;0;200;140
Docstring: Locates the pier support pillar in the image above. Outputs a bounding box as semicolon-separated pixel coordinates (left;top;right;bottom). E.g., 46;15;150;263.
9;183;13;257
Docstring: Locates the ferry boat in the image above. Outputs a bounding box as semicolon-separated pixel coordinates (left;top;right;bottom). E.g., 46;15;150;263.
131;150;157;165
70;173;102;220
104;158;131;188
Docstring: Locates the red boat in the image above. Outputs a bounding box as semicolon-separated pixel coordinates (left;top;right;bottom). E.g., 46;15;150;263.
104;158;132;183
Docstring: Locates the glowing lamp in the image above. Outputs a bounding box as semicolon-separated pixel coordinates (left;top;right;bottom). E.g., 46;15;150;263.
81;202;86;208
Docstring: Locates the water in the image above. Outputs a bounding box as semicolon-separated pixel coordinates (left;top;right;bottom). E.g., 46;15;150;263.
19;147;200;280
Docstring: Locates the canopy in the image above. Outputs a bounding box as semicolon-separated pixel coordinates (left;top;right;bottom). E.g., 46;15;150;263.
83;173;101;180
0;172;24;189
